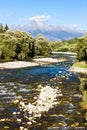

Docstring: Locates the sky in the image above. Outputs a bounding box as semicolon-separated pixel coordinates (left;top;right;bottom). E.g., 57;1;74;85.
0;0;87;31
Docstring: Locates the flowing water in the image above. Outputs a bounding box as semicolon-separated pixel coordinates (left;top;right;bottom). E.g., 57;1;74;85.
0;57;87;130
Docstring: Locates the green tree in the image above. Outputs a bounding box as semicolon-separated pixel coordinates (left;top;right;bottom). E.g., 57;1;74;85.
76;39;87;62
0;24;4;33
51;41;63;52
0;24;9;33
0;28;52;61
35;35;52;57
14;31;35;60
4;24;9;32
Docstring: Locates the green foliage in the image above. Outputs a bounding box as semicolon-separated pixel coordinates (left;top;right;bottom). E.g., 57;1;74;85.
75;38;87;62
79;78;87;109
80;78;87;91
14;31;36;59
0;29;35;60
51;41;63;51
0;23;9;33
51;39;78;52
73;61;87;68
1;47;14;60
1;23;86;62
51;34;87;62
0;24;4;33
35;35;52;57
4;24;9;32
58;47;69;52
0;24;52;61
18;51;26;60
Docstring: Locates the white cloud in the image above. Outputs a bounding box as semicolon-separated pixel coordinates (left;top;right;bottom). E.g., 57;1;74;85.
19;15;51;26
72;24;78;28
29;15;51;22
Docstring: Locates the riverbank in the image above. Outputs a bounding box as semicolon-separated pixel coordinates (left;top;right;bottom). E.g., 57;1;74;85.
33;57;66;65
0;58;66;69
70;61;87;74
0;61;39;69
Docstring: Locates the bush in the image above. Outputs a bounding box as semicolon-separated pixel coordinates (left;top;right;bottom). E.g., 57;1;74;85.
0;30;36;61
80;78;87;91
35;35;52;57
76;40;87;62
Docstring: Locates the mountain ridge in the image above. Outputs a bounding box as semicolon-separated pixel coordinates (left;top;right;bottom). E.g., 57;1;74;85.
10;21;84;41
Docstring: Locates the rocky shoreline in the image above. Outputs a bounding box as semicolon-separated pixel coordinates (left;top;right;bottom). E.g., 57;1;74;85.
0;58;66;69
0;58;87;74
70;66;87;74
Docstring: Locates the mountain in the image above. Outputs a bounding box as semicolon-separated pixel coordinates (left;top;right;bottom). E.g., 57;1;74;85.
10;21;84;41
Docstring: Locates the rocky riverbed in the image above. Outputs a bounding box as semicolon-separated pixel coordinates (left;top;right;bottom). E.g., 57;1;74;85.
0;56;87;129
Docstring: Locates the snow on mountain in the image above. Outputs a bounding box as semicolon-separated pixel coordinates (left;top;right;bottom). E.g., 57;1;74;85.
10;21;84;41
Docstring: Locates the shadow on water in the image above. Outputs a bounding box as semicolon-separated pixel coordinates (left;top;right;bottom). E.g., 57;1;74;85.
0;59;87;130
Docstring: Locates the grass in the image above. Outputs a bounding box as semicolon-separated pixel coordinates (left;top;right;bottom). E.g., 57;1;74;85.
73;61;87;68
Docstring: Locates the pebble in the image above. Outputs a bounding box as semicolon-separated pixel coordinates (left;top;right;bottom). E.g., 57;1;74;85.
12;112;17;115
27;121;32;125
19;126;24;130
33;96;37;100
17;118;21;122
13;100;19;104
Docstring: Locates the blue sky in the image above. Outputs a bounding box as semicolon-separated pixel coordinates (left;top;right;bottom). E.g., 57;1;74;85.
0;0;87;30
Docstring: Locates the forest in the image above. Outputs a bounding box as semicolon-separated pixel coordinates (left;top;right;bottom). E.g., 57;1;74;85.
0;24;87;62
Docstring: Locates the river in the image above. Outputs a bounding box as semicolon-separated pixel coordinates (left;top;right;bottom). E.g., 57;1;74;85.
0;55;87;130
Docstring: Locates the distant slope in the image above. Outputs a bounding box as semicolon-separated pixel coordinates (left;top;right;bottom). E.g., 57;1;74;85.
29;29;83;41
10;21;84;41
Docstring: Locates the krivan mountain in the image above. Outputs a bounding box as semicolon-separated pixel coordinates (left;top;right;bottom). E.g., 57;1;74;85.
10;21;84;41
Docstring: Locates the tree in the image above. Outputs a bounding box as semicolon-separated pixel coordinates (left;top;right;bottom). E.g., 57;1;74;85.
51;41;63;52
0;28;52;61
35;35;52;57
4;24;9;32
0;24;9;33
75;39;87;62
0;24;4;33
14;31;36;59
